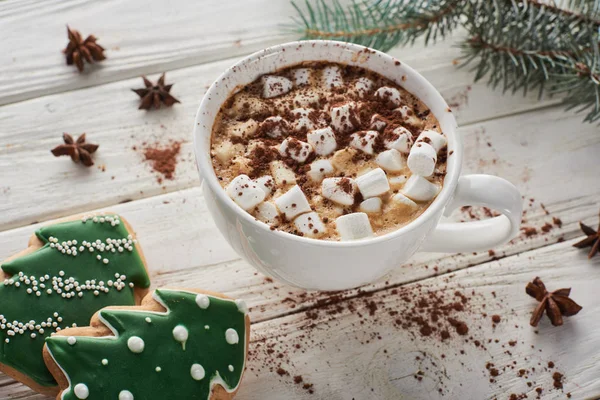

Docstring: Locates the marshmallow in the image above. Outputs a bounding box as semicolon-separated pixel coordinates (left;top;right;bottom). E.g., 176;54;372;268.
212;141;243;164
376;149;405;172
308;159;335;182
375;86;402;107
226;174;266;210
395;105;423;126
322;65;343;88
262;75;293;98
259;116;289;138
279;138;313;163
385;126;413;153
359;197;382;214
335;213;374;241
256;202;280;226
370;114;388;132
294;212;326;238
293;91;320;108
292;68;311;86
355;168;390;198
322;177;357;206
395;105;414;119
350;130;379;155
330;102;359;133
391;192;418;209
274;185;312;220
227;119;258;138
290;108;316;132
354;77;373;97
255;175;275;196
407;142;437;177
307;127;337;156
401;175;441;202
388;174;409;188
270;160;296;185
416;130;447;153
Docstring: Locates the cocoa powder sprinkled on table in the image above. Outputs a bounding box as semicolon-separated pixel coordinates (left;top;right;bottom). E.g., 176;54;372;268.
142;141;182;183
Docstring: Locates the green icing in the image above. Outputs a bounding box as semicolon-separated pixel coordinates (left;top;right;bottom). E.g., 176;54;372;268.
0;214;150;388
46;289;247;400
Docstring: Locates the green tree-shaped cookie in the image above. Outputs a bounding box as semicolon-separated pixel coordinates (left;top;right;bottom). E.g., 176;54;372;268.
0;214;150;390
45;289;248;400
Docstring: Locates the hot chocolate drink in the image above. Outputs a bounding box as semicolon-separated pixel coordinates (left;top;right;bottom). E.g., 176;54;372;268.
210;62;447;241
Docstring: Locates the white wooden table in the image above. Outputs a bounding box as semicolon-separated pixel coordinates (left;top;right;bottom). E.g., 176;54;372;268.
1;1;599;399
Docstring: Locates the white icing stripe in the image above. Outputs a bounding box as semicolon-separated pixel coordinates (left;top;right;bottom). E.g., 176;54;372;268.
46;289;249;400
47;233;137;264
2;271;133;302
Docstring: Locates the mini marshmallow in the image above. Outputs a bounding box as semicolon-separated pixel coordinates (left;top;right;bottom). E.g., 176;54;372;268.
226;174;266;211
375;86;402;107
307;127;337;156
376;149;405;172
274;185;312;220
391;192;418;209
228;119;258;138
330;102;358;133
290;108;316;132
395;105;414;119
255;175;275;196
416;130;447;153
294;212;326;238
270;160;296;185
262;75;293;98
385;126;413;153
336;213;374;241
388;174;409;188
350;130;379;155
308;159;335;182
279;138;313;163
407;142;437;177
395;105;423;127
256;202;280;226
212;141;243;164
322;65;343;88
292;68;311;86
293;91;320;108
401;175;441;202
321;177;357;206
355;168;390;199
354;77;373;97
370;114;387;132
259;116;289;138
359;197;382;214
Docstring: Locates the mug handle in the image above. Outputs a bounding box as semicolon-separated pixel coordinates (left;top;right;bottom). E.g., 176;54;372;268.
420;174;522;253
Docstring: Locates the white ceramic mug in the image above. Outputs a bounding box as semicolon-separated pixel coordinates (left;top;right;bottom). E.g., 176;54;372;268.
193;40;522;291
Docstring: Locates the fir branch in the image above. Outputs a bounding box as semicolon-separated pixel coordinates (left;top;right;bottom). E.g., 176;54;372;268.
291;0;600;122
292;0;466;51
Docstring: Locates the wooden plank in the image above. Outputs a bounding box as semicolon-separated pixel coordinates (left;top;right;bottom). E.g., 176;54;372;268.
0;0;296;105
233;239;600;399
2;239;599;399
0;54;571;232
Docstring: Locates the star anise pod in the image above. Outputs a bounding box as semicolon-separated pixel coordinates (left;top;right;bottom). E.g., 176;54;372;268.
63;26;106;72
526;277;582;327
51;133;99;167
131;73;180;110
573;210;600;258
